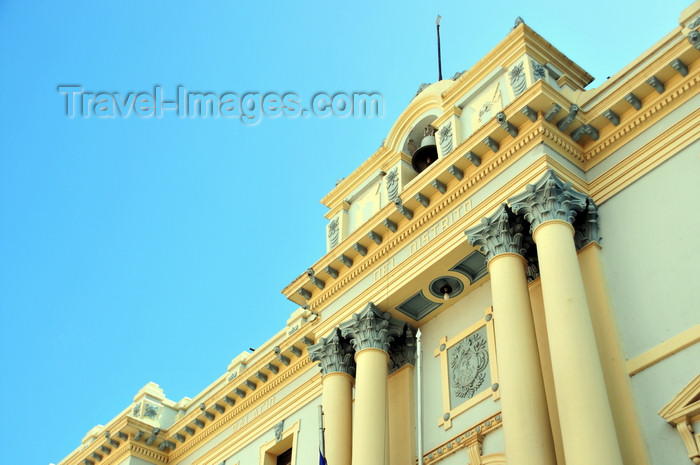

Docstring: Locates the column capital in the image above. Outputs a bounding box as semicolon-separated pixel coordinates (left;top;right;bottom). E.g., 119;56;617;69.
465;204;527;262
573;197;601;250
308;328;356;376
340;302;406;353
388;325;417;374
509;170;588;233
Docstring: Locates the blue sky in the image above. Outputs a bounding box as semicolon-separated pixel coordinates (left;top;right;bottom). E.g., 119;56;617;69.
0;1;689;464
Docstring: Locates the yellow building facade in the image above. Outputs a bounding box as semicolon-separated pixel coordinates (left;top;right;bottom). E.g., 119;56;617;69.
59;3;700;465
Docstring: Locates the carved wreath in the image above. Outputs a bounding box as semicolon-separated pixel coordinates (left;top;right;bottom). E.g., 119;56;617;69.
449;333;489;399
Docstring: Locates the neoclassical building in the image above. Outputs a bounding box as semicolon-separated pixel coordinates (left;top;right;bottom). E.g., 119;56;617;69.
59;4;700;465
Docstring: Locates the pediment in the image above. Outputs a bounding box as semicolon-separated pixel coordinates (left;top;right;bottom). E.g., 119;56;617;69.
659;374;700;425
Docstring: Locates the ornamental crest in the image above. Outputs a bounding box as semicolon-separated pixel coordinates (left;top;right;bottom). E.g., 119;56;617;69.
509;61;527;96
385;168;399;201
532;60;545;81
449;332;489;399
144;402;160;420
327;217;339;248
438;123;453;155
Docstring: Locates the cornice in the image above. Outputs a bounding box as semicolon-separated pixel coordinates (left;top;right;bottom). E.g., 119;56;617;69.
287;119;555;312
320;145;391;210
129;443;169;464
589;106;700;203
442;23;592;109
581;28;686;111
422;411;503;465
585;70;699;167
191;373;323;465
168;356;313;461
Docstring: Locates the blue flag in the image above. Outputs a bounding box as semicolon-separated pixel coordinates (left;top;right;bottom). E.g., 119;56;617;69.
319;450;327;465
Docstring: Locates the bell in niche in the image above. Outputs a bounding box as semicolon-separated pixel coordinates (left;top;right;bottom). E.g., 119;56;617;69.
411;126;438;174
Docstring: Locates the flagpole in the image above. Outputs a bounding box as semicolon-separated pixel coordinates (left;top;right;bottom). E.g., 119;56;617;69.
416;329;423;465
318;405;326;460
436;15;443;81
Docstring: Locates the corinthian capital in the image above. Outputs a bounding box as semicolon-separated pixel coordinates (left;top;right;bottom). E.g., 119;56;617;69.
509;170;588;233
465;204;526;262
573;197;601;249
308;328;355;376
339;302;406;353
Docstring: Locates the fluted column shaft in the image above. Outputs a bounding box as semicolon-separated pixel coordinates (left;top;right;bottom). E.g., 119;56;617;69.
510;170;623;465
467;206;556;465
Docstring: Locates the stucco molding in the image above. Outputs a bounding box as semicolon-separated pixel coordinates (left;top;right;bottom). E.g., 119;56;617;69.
422;411;503;465
586;71;700;165
308;328;356;376
465;204;526;262
509;169;588;233
659;374;700;464
168;357;312;461
300;121;547;311
388;326;417;374
339;302;406;353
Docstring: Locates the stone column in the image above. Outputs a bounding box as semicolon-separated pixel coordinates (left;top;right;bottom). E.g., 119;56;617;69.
466;204;556;465
309;329;356;465
387;328;417;465
510;170;624;465
340;303;406;465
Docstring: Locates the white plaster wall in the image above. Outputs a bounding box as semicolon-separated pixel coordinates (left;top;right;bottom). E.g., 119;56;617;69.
628;344;700;465
598;141;700;359
419;280;503;454
347;178;384;234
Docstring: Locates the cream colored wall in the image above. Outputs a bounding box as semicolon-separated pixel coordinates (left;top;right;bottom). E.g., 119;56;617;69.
174;427;232;465
629;346;700;465
419;281;503;453
214;398;320;465
347;178;385;234
598;142;700;359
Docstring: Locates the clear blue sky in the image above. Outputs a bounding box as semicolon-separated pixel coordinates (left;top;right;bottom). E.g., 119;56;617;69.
0;1;689;464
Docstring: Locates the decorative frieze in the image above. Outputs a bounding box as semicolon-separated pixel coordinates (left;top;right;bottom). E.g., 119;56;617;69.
465;204;525;262
509;170;588;233
339;302;406;353
308;328;356;376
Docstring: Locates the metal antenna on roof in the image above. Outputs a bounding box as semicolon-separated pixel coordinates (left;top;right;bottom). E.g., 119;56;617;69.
436;15;443;81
